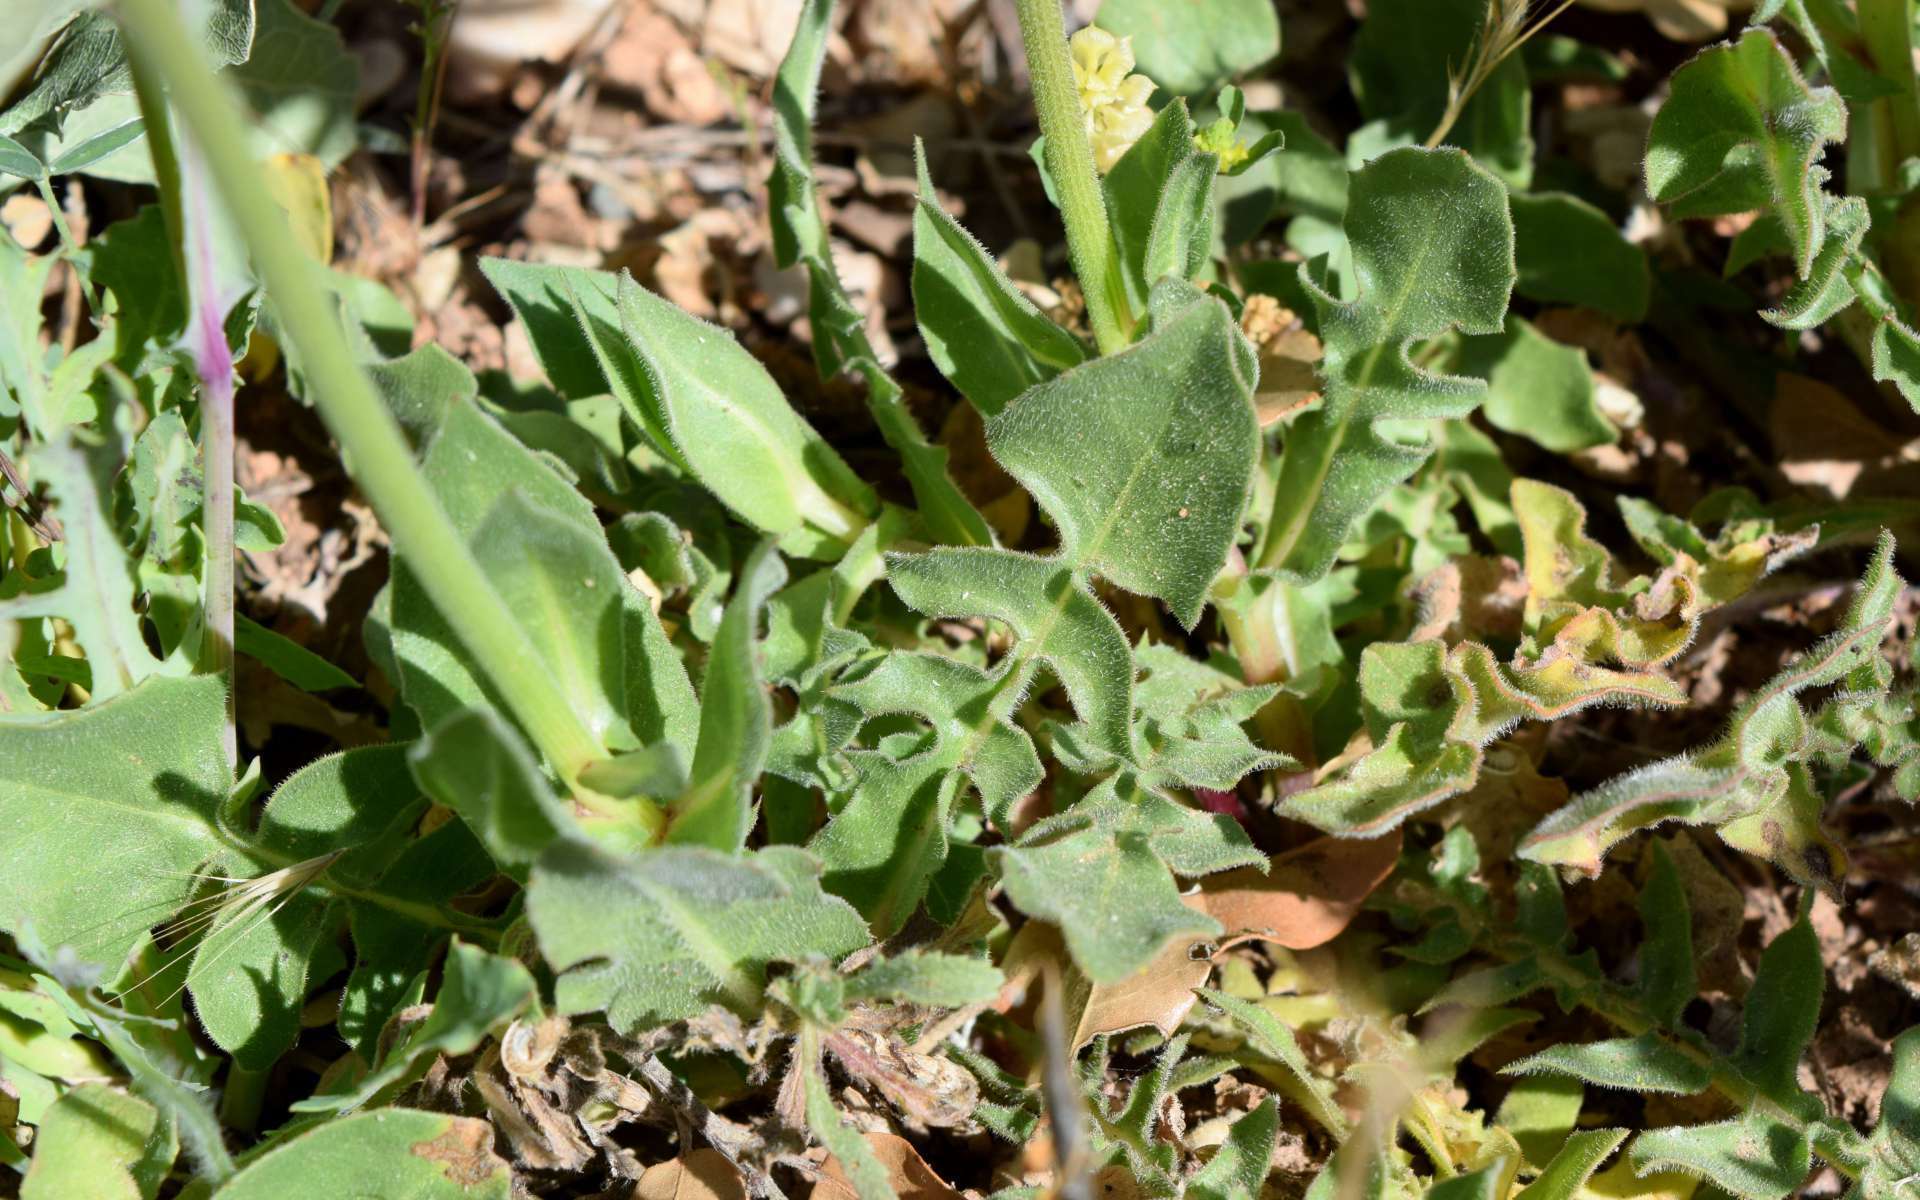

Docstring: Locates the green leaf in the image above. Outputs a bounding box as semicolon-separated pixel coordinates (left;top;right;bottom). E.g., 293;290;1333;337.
1199;988;1346;1136
1425;1165;1503;1200
0;4;250;138
374;346;697;769
3;431;166;700
1863;1027;1920;1193
888;549;1135;754
0;674;228;974
764;0;992;547
996;782;1257;982
0;132;43;179
844;949;1001;1007
983;283;1258;628
1057;644;1283;791
235;614;358;692
1095;0;1279;96
1645;28;1845;276
46;117;145;176
1142;140;1220;294
1638;841;1695;1026
212;1109;511;1199
912;143;1086;417
1459;316;1615;454
1510;192;1650;322
1734;912;1824;1103
1503;1034;1711;1095
231;0;359;167
1187;1097;1278;1200
336;822;498;1062
409;707;572;873
186;744;426;1069
527;842;868;1030
1522;532;1899;885
1513;1129;1626;1200
1629;1115;1810;1200
295;940;535;1112
811;651;1040;933
479;258;877;555
1496;1075;1584;1169
1106;103;1201;314
666;540;786;851
21;1083;174;1200
1349;0;1531;186
1258;146;1515;582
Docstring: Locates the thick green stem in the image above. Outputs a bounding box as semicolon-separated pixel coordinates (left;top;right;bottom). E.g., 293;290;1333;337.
1012;0;1132;355
1861;0;1920;166
113;0;610;793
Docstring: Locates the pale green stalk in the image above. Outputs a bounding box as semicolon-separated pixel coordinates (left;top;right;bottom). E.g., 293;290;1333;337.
1012;0;1132;354
113;0;622;810
1860;0;1920;166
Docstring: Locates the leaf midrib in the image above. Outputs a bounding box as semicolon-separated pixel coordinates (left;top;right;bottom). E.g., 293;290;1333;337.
1262;232;1439;571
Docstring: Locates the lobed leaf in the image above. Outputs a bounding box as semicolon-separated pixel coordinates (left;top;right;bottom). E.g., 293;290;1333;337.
1521;532;1900;885
526;842;868;1030
1629;1116;1810;1200
1259;146;1515;582
1645;29;1844;276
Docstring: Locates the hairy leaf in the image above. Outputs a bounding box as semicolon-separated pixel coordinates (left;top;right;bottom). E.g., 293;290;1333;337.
995;781;1258;982
527;842;868;1030
766;0;992;547
1629;1115;1810;1200
912;143;1086;416
480;259;878;555
1522;532;1899;885
0;674;228;973
1645;29;1844;276
1259;147;1515;582
213;1110;511;1199
1504;1034;1710;1095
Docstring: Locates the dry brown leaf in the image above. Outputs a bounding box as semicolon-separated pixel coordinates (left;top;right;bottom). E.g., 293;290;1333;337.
997;922;1208;1049
604;8;731;125
995;836;1396;1050
636;1149;750;1200
0;194;53;252
1770;373;1920;501
818;1131;964;1200
1869;932;1920;999
701;0;805;77
1410;555;1526;645
446;0;622;95
1193;831;1402;951
824;1028;979;1130
1577;0;1744;41
1241;295;1323;427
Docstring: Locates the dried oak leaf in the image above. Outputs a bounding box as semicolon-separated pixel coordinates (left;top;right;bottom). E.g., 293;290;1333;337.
637;1149;750;1200
999;832;1399;1048
817;1132;963;1200
1193;831;1403;951
1577;0;1743;41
